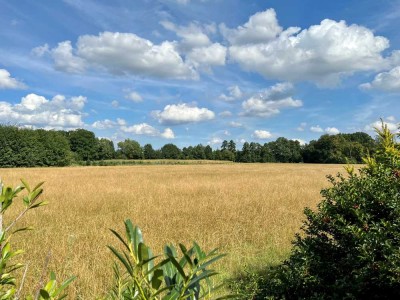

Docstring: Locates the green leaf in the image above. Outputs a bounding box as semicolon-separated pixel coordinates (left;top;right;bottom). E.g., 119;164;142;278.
166;254;187;280
54;276;76;297
29;201;48;209
20;178;30;192
179;243;193;267
39;289;50;299
13;227;34;234
33;181;45;191
109;228;130;253
107;246;133;276
151;269;164;289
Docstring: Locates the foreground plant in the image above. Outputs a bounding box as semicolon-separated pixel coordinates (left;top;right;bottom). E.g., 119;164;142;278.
0;179;75;299
108;219;234;299
246;122;400;299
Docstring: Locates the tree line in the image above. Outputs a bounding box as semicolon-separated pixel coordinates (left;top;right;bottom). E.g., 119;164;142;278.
0;125;376;167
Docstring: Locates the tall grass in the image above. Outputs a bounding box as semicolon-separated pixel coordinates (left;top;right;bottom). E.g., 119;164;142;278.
2;163;345;298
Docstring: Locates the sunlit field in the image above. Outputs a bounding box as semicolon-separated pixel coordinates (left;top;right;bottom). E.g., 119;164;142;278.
2;163;346;298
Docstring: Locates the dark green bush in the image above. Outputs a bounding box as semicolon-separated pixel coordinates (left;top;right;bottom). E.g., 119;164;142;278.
244;123;400;299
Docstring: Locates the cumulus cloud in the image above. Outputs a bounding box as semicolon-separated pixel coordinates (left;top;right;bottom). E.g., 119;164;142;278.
227;10;390;85
186;43;227;69
52;41;86;73
160;128;175;139
241;82;302;117
252;130;272;139
292;139;306;145
45;32;197;79
219;85;243;102
121;122;175;138
152;103;215;124
111;100;119;108
360;66;400;92
310;125;324;133
297;122;307;131
229;121;243;128
0;69;26;89
125;91;143;103
325;127;340;135
160;20;212;49
365;120;398;132
219;110;232;118
0;93;86;128
207;137;223;145
220;9;282;45
92;119;115;129
310;125;340;134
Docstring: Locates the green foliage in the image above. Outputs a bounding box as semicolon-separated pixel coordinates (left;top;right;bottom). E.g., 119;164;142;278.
98;138;116;160
0;179;75;299
302;132;376;164
248;123;400;299
68;129;99;161
144;144;157;159
107;219;233;299
161;144;181;159
118;139;143;159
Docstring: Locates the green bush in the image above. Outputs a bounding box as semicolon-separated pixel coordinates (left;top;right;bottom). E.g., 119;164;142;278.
107;219;234;299
247;123;400;299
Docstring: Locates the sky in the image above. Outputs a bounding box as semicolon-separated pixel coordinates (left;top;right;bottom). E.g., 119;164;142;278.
1;0;400;149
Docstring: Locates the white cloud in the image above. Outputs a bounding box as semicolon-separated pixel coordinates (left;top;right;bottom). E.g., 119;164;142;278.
310;125;340;134
229;121;243;128
208;137;223;145
117;118;126;126
292;139;306;145
241;82;302;117
228;12;390;85
48;32;197;79
219;110;232;117
160;21;212;49
310;125;324;133
125;91;143;103
325;127;340;135
252;130;272;139
31;43;50;57
153;103;215;124
111;100;119;108
0;69;26;89
297;122;307;131
219;85;243;102
365;120;398;132
0;93;86;128
120;123;175;139
161;128;175;139
52;41;86;73
360;66;400;92
92;119;116;129
186;43;227;69
387;116;396;122
220;9;282;45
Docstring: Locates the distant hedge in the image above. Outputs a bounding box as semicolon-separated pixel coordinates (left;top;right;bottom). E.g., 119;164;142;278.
0;125;377;167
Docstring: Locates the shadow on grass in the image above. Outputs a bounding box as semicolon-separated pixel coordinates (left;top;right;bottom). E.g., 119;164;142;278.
227;264;285;300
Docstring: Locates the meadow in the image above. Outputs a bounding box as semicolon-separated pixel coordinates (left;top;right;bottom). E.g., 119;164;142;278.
2;163;345;298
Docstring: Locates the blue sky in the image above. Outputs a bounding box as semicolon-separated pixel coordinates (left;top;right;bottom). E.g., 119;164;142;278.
1;0;400;148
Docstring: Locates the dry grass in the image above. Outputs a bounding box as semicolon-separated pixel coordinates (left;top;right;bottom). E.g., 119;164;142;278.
1;163;345;298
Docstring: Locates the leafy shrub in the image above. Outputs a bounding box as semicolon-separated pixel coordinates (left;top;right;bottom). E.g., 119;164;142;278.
246;123;400;299
107;219;233;299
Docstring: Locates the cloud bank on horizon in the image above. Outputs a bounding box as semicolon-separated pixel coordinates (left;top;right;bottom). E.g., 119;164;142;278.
1;0;400;148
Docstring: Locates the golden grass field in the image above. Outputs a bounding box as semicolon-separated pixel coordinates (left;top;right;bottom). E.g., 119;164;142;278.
2;163;346;298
